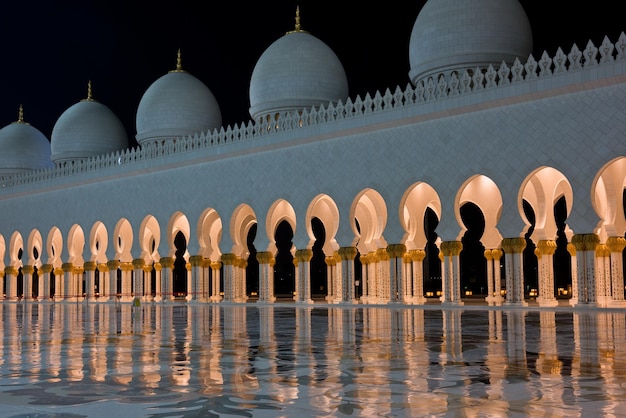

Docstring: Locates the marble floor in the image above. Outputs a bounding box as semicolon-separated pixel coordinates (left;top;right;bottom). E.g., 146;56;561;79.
0;301;625;417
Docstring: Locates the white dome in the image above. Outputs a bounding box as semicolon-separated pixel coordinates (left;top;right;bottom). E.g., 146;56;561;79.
51;92;128;164
0;108;53;175
136;64;222;146
409;0;533;85
249;22;348;120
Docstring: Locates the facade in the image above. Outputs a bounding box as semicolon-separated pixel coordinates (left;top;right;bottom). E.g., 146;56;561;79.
0;1;624;308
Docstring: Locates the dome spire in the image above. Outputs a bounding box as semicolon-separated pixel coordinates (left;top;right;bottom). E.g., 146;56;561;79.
82;80;94;102
170;48;185;73
16;104;27;124
287;6;308;34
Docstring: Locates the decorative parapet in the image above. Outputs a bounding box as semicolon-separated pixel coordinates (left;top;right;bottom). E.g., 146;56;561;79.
1;33;625;191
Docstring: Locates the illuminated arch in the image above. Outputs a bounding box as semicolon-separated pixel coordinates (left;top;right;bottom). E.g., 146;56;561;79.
67;224;85;265
455;175;503;248
591;156;626;241
230;204;257;258
166;212;190;260
305;194;340;255
351;188;388;254
400;181;442;250
139;215;162;262
113;219;133;262
45;227;63;268
26;229;44;268
89;221;108;264
266;199;297;255
9;231;24;268
197;208;222;260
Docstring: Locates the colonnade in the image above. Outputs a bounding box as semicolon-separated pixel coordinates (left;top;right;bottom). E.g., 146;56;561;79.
1;233;625;308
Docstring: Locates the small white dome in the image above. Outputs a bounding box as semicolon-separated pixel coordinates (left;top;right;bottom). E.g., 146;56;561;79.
51;85;128;164
136;54;222;146
249;10;348;121
409;0;533;85
0;107;53;175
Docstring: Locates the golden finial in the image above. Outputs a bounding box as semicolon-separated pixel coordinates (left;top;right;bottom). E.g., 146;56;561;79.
82;80;94;102
16;104;25;124
287;5;309;34
170;48;184;73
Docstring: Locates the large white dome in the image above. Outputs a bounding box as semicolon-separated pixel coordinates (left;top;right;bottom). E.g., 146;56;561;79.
135;54;222;146
0;107;53;175
51;85;128;164
409;0;533;85
249;10;348;121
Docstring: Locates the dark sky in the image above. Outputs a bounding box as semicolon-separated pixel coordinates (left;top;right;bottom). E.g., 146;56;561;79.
1;1;623;146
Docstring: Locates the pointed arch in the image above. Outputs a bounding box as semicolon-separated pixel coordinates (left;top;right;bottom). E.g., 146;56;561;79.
9;231;24;268
305;194;340;254
197;208;222;260
46;227;63;268
0;234;5;271
139;215;161;262
89;221;108;264
520;167;573;242
113;219;133;262
351;188;388;254
266;199;297;254
592;156;626;240
26;229;44;268
67;224;85;265
455;175;503;248
166;212;190;260
400;181;442;250
230;204;257;258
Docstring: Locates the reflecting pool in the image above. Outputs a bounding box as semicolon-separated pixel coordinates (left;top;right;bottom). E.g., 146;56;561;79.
1;302;626;417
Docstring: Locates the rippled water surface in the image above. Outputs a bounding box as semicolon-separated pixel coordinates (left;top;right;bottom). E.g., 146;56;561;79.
1;302;625;417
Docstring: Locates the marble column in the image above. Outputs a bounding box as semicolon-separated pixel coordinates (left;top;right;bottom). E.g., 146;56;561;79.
256;252;274;303
159;257;174;302
295;249;313;304
339;247;358;303
386;244;406;303
484;249;504;306
409;249;427;305
119;262;133;302
84;261;97;302
106;260;120;301
221;253;237;302
440;241;463;306
536;240;558;307
189;255;204;302
40;264;53;301
502;238;527;306
607;236;626;307
210;260;222;302
132;258;145;302
570;234;599;306
21;265;34;301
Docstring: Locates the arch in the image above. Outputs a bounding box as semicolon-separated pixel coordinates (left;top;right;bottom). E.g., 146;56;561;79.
455;175;503;248
166;212;190;260
66;224;85;265
230;204;257;258
520;167;573;242
591;156;626;241
9;231;24;268
26;229;44;268
400;181;442;250
89;221;109;264
139;215;161;262
351;188;388;254
197;208;222;260
265;199;297;254
305;194;340;255
45;227;63;267
0;234;5;271
112;219;133;262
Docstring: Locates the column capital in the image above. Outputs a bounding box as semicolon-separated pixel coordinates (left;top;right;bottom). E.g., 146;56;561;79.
160;257;174;268
295;249;313;262
132;258;146;269
5;266;18;275
339;246;358;261
606;236;626;253
40;264;54;274
441;241;463;256
210;261;222;270
62;263;74;273
97;263;109;273
143;265;153;274
409;249;426;262
107;260;120;270
325;256;337;267
571;233;599;251
221;253;237;265
386;244;406;258
376;248;389;261
567;243;576;257
153;262;162;271
256;251;273;264
536;240;557;256
501;237;526;254
189;255;204;267
21;265;34;275
595;244;610;258
84;261;97;271
119;262;133;272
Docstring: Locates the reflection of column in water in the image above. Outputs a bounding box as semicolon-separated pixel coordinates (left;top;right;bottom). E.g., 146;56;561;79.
572;312;598;379
65;304;84;382
531;311;564;416
595;312;625;415
485;310;509;414
357;307;392;417
295;307;321;411
47;304;63;381
5;304;19;374
138;304;161;388
504;310;530;412
90;304;108;382
441;310;463;363
170;305;191;386
203;304;224;393
223;306;256;395
111;305;133;385
322;308;346;410
23;303;42;381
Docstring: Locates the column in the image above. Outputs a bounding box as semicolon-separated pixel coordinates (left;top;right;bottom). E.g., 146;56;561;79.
119;262;133;302
607;237;626;307
386;244;406;303
367;251;379;303
96;264;109;301
132;258;145;303
160;257;174;302
237;257;247;302
200;258;211;302
501;238;527;306
359;253;370;303
21;265;34;301
84;261;97;302
143;264;153;301
54;266;64;300
221;254;237;302
0;269;4;300
484;249;504;306
376;248;390;303
189;255;203;302
153;262;162;301
568;243;579;307
40;264;53;301
536;240;558;307
440;241;463;305
409;249;427;305
332;251;343;303
62;263;75;301
595;243;612;307
106;260;120;301
256;252;274;303
339;247;358;303
570;234;599;306
325;255;337;302
210;261;222;302
186;260;193;301
295;249;313;304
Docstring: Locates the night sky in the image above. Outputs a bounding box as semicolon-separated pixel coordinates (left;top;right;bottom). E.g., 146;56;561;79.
1;1;623;146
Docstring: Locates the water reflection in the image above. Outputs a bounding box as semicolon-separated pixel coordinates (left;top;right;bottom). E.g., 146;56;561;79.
1;303;626;416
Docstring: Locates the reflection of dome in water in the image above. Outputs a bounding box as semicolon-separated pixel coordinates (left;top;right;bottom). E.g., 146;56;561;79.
136;51;222;146
0;106;53;175
51;82;128;164
409;0;533;84
249;7;348;121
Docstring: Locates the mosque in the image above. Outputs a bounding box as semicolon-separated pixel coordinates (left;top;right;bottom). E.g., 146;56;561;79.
0;0;624;308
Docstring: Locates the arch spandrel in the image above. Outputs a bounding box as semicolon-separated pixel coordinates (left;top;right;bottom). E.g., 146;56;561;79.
400;181;442;250
89;221;108;264
265;199;297;254
591;156;626;240
197;208;222;260
139;215;161;262
455;175;503;248
305;194;340;255
26;229;43;268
